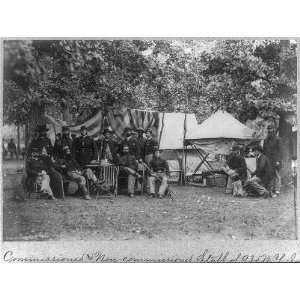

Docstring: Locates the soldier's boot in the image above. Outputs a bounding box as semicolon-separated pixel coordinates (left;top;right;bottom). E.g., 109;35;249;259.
80;184;91;200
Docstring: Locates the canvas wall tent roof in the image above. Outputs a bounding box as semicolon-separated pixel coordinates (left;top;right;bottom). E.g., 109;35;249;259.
184;110;255;176
186;110;254;140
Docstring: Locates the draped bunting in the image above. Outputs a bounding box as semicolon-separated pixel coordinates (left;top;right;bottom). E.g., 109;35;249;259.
46;108;160;139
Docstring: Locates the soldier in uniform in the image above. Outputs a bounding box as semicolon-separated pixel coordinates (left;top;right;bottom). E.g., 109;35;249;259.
244;145;273;198
61;126;73;150
136;128;146;161
121;127;141;160
263;124;283;196
26;148;56;200
148;147;169;199
53;133;62;160
72;125;98;166
57;146;92;200
27;125;53;157
118;144;142;197
97;128;119;163
222;145;247;196
144;129;158;164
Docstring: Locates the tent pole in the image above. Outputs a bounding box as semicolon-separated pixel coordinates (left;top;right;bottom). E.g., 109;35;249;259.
158;112;165;149
184;143;187;185
182;113;187;185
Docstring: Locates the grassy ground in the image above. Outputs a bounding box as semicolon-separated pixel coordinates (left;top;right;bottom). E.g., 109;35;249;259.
2;160;296;241
3;187;295;241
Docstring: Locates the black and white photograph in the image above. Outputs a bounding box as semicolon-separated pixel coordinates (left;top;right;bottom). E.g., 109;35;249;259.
1;38;299;262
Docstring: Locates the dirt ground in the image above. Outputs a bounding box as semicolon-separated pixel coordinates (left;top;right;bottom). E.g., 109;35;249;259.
2;160;297;241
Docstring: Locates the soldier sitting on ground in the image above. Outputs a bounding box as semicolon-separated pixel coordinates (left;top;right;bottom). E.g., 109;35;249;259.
244;145;273;198
222;144;247;197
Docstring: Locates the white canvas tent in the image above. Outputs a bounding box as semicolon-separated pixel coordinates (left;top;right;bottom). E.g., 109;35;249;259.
184;110;255;176
158;113;203;177
157;110;255;177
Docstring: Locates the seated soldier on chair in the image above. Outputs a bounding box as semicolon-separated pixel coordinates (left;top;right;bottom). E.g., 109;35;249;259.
57;146;92;200
118;144;142;198
148;148;169;199
26;148;56;200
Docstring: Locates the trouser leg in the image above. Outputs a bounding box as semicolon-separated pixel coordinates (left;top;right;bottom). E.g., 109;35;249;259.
274;169;281;193
84;168;97;183
67;171;89;196
245;177;269;197
158;173;168;196
40;174;54;196
225;176;233;194
68;171;86;185
128;174;136;194
148;176;156;194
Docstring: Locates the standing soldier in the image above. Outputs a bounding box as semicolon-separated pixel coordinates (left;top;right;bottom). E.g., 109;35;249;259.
27;125;53;157
263;124;283;196
136;128;146;161
53;133;62;160
7;138;18;159
61;126;73;149
72;125;98;166
97;128;119;163
122;127;141;160
144;129;158;164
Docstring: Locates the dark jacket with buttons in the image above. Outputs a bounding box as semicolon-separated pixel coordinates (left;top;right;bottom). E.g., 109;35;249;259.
118;153;138;171
149;157;169;173
72;135;97;166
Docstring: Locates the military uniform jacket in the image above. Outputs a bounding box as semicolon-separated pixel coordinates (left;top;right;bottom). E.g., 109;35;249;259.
252;154;274;187
97;138;119;162
226;153;247;181
28;136;53;156
72;135;97;166
149;157;169;173
144;138;158;156
118;154;138;171
122;137;141;159
263;135;283;168
26;156;53;178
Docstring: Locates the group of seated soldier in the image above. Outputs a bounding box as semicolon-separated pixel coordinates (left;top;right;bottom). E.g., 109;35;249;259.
25;123;170;200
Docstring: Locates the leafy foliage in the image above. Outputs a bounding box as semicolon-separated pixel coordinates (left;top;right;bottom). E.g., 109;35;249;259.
3;39;297;127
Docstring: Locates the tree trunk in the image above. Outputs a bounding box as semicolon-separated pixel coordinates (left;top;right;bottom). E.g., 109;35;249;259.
62;104;72;123
279;114;292;184
17;124;20;159
28;102;46;140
